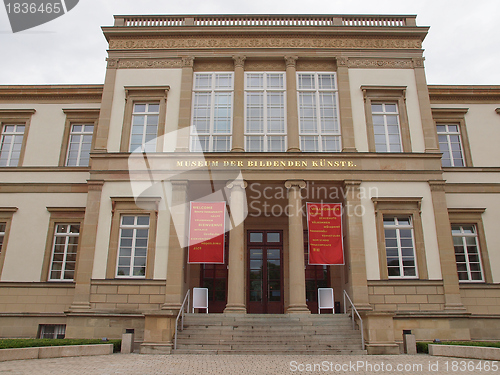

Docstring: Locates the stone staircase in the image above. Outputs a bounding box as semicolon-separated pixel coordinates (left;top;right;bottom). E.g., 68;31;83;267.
173;313;366;355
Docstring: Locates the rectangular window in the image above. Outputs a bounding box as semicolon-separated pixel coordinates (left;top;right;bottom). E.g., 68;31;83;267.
49;224;80;281
297;72;340;152
383;216;417;278
191;73;233;152
39;324;65;339
66;124;94;166
0;124;25;167
372;103;402;152
130;103;160;152
245;72;286;152
116;215;149;278
452;224;484;282
437;124;465;167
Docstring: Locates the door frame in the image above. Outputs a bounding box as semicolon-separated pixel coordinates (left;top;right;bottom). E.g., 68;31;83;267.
246;230;284;314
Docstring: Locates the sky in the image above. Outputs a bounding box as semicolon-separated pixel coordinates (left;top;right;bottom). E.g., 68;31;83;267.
0;0;499;86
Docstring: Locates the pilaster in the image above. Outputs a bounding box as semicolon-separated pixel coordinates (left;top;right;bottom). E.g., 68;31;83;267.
285;56;300;152
231;55;246;152
175;57;195;152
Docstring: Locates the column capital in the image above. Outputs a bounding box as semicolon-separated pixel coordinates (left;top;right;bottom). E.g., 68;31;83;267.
226;180;247;190
336;56;349;67
181;56;194;68
428;180;446;192
170;180;189;190
344;179;362;188
232;55;246;68
106;58;119;69
284;56;298;68
412;57;425;68
87;180;105;191
285;179;306;189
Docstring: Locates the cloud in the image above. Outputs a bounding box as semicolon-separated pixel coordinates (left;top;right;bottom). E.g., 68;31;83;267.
0;0;498;84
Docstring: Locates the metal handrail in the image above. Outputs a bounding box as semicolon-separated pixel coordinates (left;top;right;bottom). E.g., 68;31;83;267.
343;290;365;350
174;290;190;350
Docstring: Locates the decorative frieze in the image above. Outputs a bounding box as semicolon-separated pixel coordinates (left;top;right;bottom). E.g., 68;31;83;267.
117;59;182;69
108;36;423;50
348;58;413;69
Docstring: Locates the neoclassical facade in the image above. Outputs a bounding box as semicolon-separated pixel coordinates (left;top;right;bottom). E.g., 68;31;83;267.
0;15;499;354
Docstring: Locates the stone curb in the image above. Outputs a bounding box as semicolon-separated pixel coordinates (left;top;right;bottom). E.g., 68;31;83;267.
0;344;113;362
429;344;500;360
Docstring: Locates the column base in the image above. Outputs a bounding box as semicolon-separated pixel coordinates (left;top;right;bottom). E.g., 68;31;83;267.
352;303;373;312
223;304;246;314
161;303;182;313
342;147;358;152
444;302;467;311
140;342;172;355
286;147;301;152
68;302;91;311
230;147;245;152
286;305;310;314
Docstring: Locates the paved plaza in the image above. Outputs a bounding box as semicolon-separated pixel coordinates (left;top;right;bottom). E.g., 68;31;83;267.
0;354;497;375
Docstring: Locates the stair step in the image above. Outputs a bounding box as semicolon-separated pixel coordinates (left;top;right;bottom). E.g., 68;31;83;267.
173;349;368;355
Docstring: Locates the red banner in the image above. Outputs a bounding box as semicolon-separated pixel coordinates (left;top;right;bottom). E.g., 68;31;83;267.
307;203;344;265
188;202;226;264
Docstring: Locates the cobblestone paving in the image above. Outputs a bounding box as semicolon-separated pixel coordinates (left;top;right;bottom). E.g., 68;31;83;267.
0;354;498;374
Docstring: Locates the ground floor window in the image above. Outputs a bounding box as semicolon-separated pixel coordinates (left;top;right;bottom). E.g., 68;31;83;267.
38;324;65;339
452;224;484;282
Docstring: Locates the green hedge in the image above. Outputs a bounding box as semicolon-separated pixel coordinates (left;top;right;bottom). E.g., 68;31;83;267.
0;339;121;353
417;341;500;354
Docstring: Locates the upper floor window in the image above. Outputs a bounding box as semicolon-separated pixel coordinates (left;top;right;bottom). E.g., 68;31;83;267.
0;109;34;168
49;224;80;281
437;124;464;167
245;72;286;152
362;86;411;153
120;86;169;153
66;124;94;166
0;124;25;166
130;103;159;152
191;72;233;152
60;109;99;167
297;73;340;152
0;208;16;278
371;103;402;152
432;108;472;167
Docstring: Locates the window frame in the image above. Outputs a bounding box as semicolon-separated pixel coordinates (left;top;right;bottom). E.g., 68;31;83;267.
244;71;287;152
448;208;491;283
0;207;17;278
297;72;341;152
362;86;411;153
372;197;428;280
190;72;234;153
120;86;169;153
42;208;85;282
0;109;35;167
106;197;160;279
431;108;473;167
60;109;99;167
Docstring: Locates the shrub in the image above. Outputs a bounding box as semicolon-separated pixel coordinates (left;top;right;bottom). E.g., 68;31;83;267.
0;339;121;353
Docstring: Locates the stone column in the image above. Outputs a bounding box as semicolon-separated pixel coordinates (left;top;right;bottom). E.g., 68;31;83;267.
429;180;465;311
285;56;300;152
69;180;104;310
94;59;118;152
413;58;440;152
175;57;195;152
285;180;309;313
343;180;371;311
224;180;247;313
231;55;246;152
162;180;189;311
336;57;357;152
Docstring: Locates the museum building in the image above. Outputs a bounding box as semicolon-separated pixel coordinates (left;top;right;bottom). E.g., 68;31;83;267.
0;14;499;354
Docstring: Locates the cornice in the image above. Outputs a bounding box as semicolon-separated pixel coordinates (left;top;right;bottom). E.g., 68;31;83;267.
107;34;423;51
428;85;500;103
0;85;103;102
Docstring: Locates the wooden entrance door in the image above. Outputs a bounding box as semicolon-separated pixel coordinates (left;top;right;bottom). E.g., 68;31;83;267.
247;230;284;314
